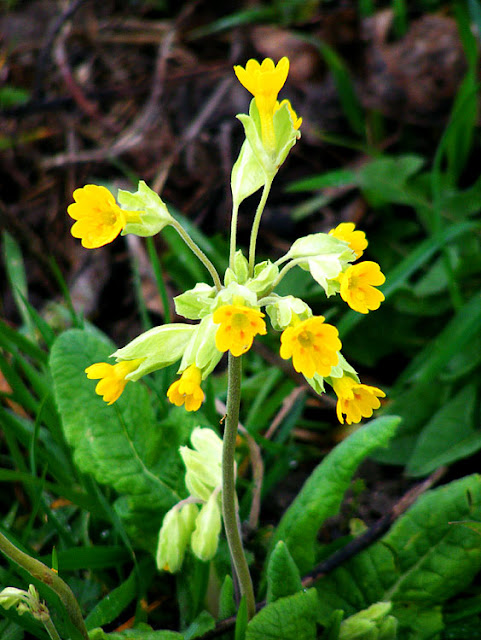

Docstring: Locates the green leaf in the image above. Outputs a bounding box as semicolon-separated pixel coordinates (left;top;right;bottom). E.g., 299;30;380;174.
358;155;425;207
266;541;302;603
269;416;400;573
218;575;236;619
315;475;481;637
183;611;215;640
246;589;318;640
50;329;184;549
2;231;33;336
89;624;183;639
407;385;481;476
286;169;358;193
85;568;138;630
235;597;248;640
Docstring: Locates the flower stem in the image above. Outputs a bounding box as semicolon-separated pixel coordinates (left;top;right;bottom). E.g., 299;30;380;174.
0;532;89;640
248;178;273;277
222;353;256;620
170;219;222;291
229;201;240;270
43;616;62;640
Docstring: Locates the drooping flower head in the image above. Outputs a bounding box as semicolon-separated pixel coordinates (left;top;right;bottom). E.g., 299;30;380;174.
331;375;385;424
213;304;267;357
68;185;141;249
280;316;341;378
338;261;385;314
329;222;367;259
85;358;144;404
167;365;204;411
234;57;290;150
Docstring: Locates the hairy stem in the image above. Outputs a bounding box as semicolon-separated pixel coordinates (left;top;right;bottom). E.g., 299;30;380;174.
0;532;89;640
171;219;222;290
248;178;273;277
222;353;256;619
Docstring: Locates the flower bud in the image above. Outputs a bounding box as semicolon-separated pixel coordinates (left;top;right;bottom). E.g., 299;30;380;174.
224;250;250;286
117;180;173;237
156;503;199;573
191;491;222;562
247;260;279;295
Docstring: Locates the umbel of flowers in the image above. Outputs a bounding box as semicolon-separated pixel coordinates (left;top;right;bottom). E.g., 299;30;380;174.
70;64;385;420
67;58;386;597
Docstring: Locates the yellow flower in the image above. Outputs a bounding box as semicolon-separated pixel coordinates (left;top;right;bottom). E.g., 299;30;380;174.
338;261;385;314
275;99;302;130
234;57;290;150
331;375;385;424
68;185;140;249
167;365;204;412
280;316;341;378
213;305;267;357
85;358;144;404
329;222;367;259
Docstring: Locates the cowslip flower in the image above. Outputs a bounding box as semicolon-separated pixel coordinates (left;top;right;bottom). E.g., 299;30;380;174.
167;365;204;411
338;261;385;314
329;222;367;259
234;57;289;150
331;375;385;424
213;304;267;357
275;99;302;130
68;185;141;249
85;358;144;404
280;316;341;378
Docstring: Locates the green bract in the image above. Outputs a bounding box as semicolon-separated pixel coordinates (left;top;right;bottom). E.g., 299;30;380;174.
266;295;312;331
118;180;173;237
178;315;222;378
174;282;217;320
247;260;279;295
180;428;223;501
286;233;356;296
328;352;359;381
113;324;195;380
231;137;266;207
236;99;300;182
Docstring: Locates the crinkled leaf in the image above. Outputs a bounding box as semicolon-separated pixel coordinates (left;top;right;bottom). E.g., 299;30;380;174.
270;416;400;573
315;475;481;638
50;329;185;549
89;624;183;639
246;589;318;640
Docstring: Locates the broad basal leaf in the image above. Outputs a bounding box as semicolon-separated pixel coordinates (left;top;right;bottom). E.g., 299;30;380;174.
246;589;318;640
50;329;187;549
315;475;481;638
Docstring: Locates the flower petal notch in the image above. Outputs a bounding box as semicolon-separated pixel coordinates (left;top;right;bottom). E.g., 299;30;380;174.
213;304;267;357
167;365;205;411
338;261;386;313
331;374;385;424
280;316;341;378
85;358;144;405
67;185;140;249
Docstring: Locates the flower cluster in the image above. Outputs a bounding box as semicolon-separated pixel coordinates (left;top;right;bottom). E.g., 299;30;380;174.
68;57;386;426
156;428;224;572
